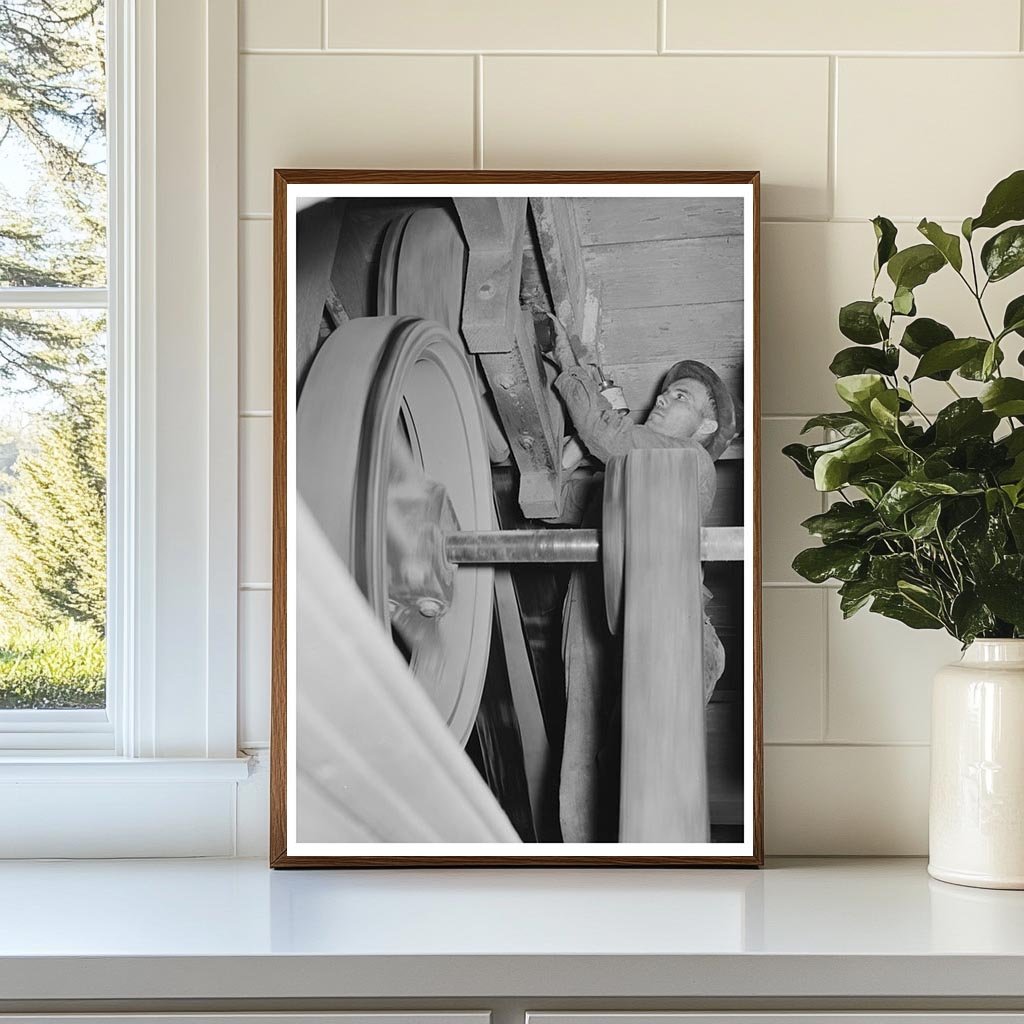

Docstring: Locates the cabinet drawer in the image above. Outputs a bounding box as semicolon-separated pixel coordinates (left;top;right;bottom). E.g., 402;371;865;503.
529;1016;1024;1024
0;1016;490;1024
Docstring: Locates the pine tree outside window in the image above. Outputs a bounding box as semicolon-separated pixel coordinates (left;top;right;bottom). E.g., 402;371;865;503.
0;1;109;738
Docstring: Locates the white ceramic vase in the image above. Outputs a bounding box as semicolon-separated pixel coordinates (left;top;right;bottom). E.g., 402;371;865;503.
929;639;1024;889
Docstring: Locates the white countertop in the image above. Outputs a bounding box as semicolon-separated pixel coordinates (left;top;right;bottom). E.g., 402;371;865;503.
2;857;1024;1003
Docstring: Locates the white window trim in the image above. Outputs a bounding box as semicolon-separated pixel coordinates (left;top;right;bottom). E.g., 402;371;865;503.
0;0;249;856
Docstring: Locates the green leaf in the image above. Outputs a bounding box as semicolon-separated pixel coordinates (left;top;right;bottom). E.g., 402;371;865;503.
1006;427;1024;456
782;442;814;479
868;389;902;430
998;448;1024;484
800;501;879;543
971;168;1024;232
982;341;1000;381
933;470;986;494
959;344;1004;381
792;542;865;584
838;578;879;617
800;412;866;435
1003;295;1024;339
887;244;946;291
868;552;915;587
839;299;887;345
829;345;899;378
933;399;999;444
980;378;1024;418
911;337;987;381
976;580;1024;629
950;593;995;644
877;479;958;523
892;286;916;316
872;216;898;277
962;216;974;241
900;317;954;358
835;373;886;413
917;219;963;272
981;225;1024;283
1009;508;1024;546
845;431;888;464
871;593;943;630
809;433;866;456
908;500;942;540
814;450;850;491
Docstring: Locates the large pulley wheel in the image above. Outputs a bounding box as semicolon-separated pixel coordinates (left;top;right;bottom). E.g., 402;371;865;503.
298;315;494;744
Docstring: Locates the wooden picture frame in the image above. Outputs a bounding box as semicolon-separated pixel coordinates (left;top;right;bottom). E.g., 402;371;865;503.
271;170;762;867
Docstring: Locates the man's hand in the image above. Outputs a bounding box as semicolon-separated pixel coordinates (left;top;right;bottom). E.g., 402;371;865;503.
541;310;577;373
542;310;601;379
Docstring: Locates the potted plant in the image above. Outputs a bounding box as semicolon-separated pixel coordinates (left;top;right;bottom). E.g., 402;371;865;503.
785;169;1024;889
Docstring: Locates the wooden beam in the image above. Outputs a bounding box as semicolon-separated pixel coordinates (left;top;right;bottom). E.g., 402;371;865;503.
529;197;601;361
479;310;563;518
454;198;563;517
452;197;527;354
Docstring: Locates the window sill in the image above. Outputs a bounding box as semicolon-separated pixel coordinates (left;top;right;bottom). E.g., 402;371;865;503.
0;755;255;857
0;754;252;782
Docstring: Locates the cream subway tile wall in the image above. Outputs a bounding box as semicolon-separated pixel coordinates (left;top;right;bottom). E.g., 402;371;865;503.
325;0;658;51
765;745;931;855
239;416;272;587
762;589;826;745
241;0;321;50
234;0;1024;854
482;57;831;220
826;602;962;745
836;58;1024;220
665;0;1021;53
239;591;272;749
240;219;272;412
240;54;475;213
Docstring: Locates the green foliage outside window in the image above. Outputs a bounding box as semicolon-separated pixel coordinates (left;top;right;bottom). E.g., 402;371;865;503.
0;1;107;708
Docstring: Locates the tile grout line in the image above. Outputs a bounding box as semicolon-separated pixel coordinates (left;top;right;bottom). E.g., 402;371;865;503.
763;582;840;590
321;0;328;50
819;430;832;741
827;55;838;220
657;0;666;54
238;47;1024;57
765;740;931;748
474;55;484;169
1021;0;1024;51
820;587;830;743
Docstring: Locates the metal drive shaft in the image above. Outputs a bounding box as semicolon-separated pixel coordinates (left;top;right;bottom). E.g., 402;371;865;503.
445;530;600;564
444;526;745;565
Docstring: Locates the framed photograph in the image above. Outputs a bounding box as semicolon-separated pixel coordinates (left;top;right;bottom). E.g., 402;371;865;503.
270;171;762;867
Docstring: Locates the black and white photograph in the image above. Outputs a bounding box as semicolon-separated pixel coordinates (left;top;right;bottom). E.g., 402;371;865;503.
272;173;762;865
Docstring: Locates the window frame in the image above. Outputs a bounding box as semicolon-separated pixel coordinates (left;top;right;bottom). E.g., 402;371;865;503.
0;0;247;856
0;9;115;749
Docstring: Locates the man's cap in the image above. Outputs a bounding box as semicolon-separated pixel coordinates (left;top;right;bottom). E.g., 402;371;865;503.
661;360;738;460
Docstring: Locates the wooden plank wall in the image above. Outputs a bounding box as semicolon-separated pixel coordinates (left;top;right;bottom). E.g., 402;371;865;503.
572;197;745;421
